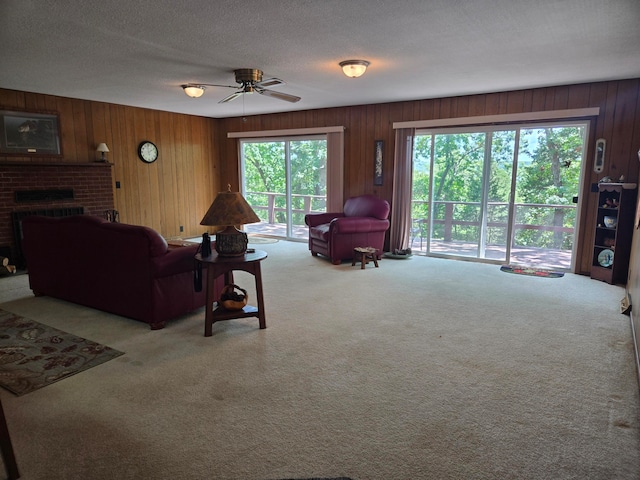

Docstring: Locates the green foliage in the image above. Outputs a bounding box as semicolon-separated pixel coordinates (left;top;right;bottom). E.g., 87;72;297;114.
242;139;327;225
242;125;585;251
514;126;583;249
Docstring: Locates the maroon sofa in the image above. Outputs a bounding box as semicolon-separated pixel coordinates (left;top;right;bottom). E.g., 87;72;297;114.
21;215;223;330
305;194;390;264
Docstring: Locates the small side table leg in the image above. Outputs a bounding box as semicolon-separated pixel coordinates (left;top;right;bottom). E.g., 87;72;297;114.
254;263;267;329
204;266;215;337
372;254;379;268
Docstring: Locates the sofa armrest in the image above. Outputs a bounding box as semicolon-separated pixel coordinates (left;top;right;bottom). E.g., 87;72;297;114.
331;216;390;234
305;212;344;227
151;244;201;278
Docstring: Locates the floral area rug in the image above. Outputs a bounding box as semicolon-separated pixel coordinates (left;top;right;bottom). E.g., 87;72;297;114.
0;309;124;396
500;265;565;278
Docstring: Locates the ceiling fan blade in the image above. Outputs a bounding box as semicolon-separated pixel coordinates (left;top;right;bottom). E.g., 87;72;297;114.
218;91;243;103
256;77;285;88
258;88;301;103
202;83;239;89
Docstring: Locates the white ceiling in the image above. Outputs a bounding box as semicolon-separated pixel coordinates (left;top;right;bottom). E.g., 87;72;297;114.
2;0;640;119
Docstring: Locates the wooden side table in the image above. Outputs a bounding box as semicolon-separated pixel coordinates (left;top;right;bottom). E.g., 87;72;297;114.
195;249;268;337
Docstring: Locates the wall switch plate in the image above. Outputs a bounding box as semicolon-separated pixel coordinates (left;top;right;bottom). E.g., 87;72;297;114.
115;181;121;188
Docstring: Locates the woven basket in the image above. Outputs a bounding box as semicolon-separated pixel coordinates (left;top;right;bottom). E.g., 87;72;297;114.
219;284;248;311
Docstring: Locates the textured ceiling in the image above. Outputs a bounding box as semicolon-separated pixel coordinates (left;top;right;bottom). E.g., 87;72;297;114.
2;0;640;118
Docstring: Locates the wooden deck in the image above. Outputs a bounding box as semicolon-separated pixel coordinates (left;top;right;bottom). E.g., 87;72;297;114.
243;222;572;270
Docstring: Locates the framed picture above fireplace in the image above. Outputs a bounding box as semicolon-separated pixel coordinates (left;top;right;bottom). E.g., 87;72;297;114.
0;110;62;156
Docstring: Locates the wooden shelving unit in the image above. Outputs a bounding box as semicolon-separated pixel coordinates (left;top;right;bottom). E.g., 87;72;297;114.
591;183;637;285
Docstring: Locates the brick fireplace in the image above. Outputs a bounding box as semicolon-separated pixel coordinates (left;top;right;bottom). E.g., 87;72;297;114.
0;162;114;266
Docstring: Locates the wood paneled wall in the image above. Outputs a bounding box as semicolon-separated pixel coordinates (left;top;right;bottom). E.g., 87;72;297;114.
218;79;640;274
1;79;639;275
0;89;220;238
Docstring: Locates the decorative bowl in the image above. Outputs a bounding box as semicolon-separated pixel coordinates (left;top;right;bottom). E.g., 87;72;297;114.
603;216;617;228
219;284;248;311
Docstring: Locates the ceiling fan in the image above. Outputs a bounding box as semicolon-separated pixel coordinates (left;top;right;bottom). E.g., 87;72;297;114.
182;69;301;104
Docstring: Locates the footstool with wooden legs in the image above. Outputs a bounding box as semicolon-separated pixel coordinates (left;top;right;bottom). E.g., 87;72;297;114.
352;246;379;269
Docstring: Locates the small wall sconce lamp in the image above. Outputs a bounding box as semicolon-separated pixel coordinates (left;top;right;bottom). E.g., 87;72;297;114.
96;143;110;162
200;184;261;257
339;59;370;78
182;85;206;98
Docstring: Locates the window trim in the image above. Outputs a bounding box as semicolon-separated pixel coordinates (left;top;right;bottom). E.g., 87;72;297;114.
230;126;344;211
392;108;599;130
228;126;345;138
411;120;590;270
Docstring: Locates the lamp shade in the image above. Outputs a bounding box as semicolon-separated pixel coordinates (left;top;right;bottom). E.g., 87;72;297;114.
96;143;110;153
182;85;205;98
339;60;370;78
200;187;260;227
200;186;261;256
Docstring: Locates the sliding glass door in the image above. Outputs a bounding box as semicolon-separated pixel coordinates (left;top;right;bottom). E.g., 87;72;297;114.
240;136;327;240
411;123;587;269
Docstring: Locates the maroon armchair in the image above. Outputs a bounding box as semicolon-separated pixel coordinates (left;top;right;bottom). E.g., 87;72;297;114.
305;194;390;264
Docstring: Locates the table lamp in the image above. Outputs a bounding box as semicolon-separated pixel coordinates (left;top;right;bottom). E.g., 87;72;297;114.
96;143;110;162
200;184;261;256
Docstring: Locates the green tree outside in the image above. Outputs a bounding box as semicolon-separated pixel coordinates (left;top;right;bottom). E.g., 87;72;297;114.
242;139;327;227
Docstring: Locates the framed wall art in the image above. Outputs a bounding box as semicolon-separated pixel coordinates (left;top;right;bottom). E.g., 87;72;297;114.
0;110;62;156
374;139;383;186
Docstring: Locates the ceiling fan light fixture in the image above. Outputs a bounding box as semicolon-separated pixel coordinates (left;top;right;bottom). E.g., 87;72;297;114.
339;59;370;78
181;69;301;104
182;84;206;98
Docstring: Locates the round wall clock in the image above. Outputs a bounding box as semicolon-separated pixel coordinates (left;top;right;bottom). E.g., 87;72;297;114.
137;141;158;163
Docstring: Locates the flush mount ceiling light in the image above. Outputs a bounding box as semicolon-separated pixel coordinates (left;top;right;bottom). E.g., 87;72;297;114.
182;85;206;98
339;59;370;78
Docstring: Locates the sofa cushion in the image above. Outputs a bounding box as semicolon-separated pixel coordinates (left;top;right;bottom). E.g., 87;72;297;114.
99;221;168;257
343;194;390;219
309;223;330;241
332;216;389;234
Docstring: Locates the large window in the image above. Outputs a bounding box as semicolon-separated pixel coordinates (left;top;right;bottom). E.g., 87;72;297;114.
230;126;344;241
240;136;328;240
411;122;588;269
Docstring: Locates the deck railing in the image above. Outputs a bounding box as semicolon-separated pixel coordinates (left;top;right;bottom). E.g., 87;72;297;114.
246;191;326;224
246;193;575;245
411;200;575;246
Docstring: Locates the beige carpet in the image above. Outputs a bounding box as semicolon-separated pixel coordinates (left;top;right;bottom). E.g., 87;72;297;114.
183;235;279;244
248;235;279;244
0;241;638;479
